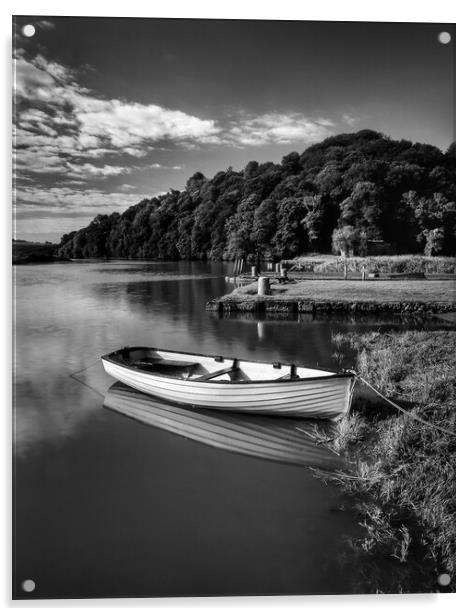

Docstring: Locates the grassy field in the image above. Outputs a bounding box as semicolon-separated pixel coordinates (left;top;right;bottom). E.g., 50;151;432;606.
286;254;456;274
319;330;455;593
229;278;456;306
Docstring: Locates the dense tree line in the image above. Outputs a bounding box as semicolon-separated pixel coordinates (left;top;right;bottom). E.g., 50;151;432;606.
57;130;455;260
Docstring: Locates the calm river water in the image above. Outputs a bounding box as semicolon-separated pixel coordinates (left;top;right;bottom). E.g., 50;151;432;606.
13;260;450;599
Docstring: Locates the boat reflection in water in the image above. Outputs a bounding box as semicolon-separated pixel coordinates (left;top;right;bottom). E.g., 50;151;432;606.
103;382;347;471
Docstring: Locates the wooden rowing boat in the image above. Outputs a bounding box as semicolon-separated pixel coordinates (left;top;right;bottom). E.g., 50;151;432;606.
101;346;355;419
103;382;347;469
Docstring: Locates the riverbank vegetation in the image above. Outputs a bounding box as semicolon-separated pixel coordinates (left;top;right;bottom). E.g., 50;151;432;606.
56;130;455;261
324;330;455;593
12;239;65;264
287;254;456;275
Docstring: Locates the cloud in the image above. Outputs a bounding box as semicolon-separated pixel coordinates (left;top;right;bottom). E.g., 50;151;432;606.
36;20;56;31
123;147;148;157
12;52;229;187
14;184;153;239
342;113;359;127
66;163;130;178
13;141;133;178
13;53;220;161
227;112;334;146
14;56;57;102
15;209;95;220
15;185;150;215
13;147;68;174
74;97;220;148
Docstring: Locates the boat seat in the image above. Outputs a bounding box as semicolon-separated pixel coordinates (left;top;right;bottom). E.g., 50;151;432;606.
193;359;240;381
193;366;236;381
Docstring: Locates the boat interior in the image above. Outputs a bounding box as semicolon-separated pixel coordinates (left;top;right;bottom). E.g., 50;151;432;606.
107;347;336;382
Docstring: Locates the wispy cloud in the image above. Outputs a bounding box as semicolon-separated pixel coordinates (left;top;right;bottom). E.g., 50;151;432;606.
66;163;130;179
15;185;150;215
36;20;56;31
342;113;359;127
13;184;154;238
227;113;334;147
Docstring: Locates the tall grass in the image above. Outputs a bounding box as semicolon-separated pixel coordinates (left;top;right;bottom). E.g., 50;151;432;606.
288;255;456;274
321;330;455;593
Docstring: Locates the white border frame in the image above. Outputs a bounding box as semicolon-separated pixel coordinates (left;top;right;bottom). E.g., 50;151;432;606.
3;1;471;614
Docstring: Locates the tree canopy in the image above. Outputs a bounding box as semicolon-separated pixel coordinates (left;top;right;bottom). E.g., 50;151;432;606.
57;130;455;260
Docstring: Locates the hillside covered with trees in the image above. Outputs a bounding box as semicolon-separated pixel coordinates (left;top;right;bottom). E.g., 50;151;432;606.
56;130;455;261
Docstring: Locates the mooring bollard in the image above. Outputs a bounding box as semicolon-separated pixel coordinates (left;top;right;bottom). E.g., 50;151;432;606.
257;276;270;295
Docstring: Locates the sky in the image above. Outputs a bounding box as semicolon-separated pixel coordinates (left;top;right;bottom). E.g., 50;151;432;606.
12;17;455;242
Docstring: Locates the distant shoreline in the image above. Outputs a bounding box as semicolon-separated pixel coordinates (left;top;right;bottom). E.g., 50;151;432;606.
12;240;71;265
13;255;71;265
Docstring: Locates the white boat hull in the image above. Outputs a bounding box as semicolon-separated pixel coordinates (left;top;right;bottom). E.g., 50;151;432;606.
102;348;355;419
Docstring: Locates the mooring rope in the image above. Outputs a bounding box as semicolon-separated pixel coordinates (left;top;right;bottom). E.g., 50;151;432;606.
356;374;455;438
69;358;104;399
69;357;101;378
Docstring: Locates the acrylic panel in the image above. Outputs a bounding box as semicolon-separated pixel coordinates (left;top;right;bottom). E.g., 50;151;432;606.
12;16;455;599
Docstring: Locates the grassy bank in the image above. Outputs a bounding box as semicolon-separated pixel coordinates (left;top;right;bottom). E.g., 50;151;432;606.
322;330;455;593
286;254;456;275
225;279;456;306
